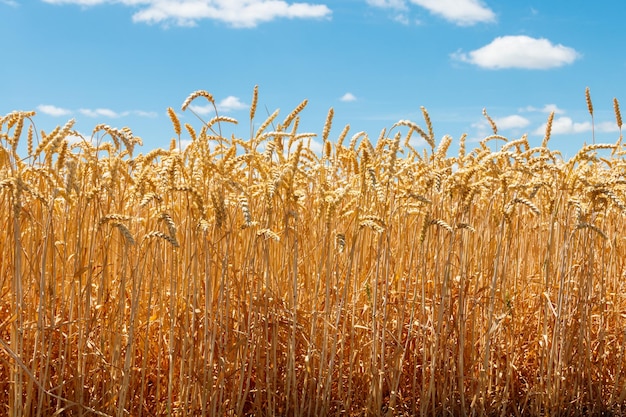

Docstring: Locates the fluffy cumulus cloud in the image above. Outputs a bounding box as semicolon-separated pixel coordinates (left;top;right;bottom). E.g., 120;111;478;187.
493;114;530;130
533;117;618;136
41;0;332;28
188;105;213;116
471;113;530;138
367;0;494;26
218;96;248;112
340;92;357;102
453;35;580;69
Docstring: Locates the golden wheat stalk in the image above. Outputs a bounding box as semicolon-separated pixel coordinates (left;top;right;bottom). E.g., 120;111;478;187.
250;84;259;121
586;87;595;144
541;111;555;148
483;108;498;135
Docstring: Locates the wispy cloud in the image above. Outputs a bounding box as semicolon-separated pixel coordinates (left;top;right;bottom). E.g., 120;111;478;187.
521;104;566;115
41;0;332;28
366;0;406;10
340;92;357;102
38;104;156;119
452;35;580;69
133;110;158;118
38;104;72;117
368;0;494;26
79;108;126;118
1;0;19;6
410;0;495;26
395;13;421;25
366;0;415;25
42;0;106;4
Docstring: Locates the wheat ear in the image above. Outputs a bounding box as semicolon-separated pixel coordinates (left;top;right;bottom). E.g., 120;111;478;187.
541;111;555;148
250;85;259;121
585;87;595;144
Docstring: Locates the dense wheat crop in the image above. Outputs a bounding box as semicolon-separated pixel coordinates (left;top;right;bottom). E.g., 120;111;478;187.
1;88;626;416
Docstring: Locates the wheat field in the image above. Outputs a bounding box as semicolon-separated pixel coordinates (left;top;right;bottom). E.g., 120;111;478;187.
1;88;626;416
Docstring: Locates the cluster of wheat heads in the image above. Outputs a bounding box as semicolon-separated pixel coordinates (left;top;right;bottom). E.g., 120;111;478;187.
1;87;626;416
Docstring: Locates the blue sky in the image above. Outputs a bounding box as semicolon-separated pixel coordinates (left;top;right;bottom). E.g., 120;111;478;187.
2;0;625;157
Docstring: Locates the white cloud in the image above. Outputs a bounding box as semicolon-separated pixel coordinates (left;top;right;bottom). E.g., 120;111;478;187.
392;13;410;25
494;115;530;130
179;139;193;150
66;131;91;145
596;121;621;133
533;117;619;136
38;104;155;118
367;0;492;26
133;110;158;118
38;104;72;117
542;104;566;115
188;104;214;116
79;108;126;118
340;92;357;102
1;0;19;6
308;138;323;155
409;0;495;26
533;117;590;135
189;96;248;114
42;0;332;28
217;96;248;112
366;0;406;10
42;0;107;4
471;113;530;139
407;135;427;149
453;35;580;69
521;104;566;114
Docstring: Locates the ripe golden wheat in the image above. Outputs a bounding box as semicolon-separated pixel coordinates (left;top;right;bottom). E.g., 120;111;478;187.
1;87;626;416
